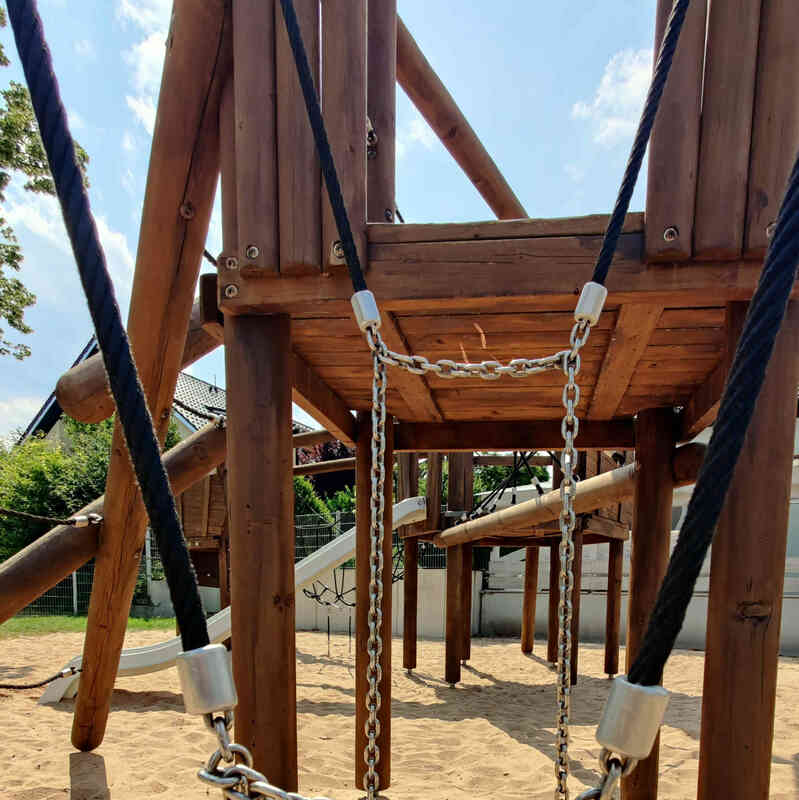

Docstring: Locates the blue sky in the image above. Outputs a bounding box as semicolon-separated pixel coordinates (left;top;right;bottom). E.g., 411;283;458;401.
1;0;656;438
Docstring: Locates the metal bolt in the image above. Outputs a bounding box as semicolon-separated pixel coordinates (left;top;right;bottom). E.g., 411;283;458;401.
179;202;195;220
766;221;777;239
332;240;345;260
225;256;239;270
663;226;679;243
245;244;260;260
224;284;239;299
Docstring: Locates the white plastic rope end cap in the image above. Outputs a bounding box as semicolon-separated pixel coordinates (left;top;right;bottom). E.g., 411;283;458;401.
575;282;608;326
176;643;237;716
596;675;669;760
351;290;381;332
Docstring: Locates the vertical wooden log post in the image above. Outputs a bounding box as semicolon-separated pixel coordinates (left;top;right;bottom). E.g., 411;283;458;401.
445;542;464;685
604;538;623;677
398;454;419;670
547;462;564;663
355;413;394;790
71;0;229;751
570;530;583;687
521;546;539;654
225;315;296;790
622;408;676;800
322;0;367;270
697;304;799;800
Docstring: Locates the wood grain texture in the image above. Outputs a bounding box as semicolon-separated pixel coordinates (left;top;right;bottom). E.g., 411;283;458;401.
234;0;278;271
694;0;762;259
521;547;539;654
744;0;799;257
604;539;623;676
396;17;525;219
225;314;296;790
622;408;677;800
425;452;443;532
322;0;367;270
398;453;419;670
71;0;229;751
445;543;464;684
645;0;707;261
588;304;663;419
448;453;474;663
697;303;799;800
547;541;559;664
355;413;393;789
276;0;321;272
569;530;583;686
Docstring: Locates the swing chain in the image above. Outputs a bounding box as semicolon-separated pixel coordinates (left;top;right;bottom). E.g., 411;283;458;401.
575;748;637;800
554;320;592;800
364;345;389;799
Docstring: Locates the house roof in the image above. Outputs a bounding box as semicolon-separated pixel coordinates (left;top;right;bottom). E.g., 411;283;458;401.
20;336;312;442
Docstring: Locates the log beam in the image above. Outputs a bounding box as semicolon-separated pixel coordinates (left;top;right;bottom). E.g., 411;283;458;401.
604;538;623;677
396;18;525;219
398;453;419;671
521;546;538;654
71;0;230;751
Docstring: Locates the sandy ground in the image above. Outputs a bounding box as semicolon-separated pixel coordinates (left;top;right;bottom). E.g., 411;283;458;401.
1;630;798;799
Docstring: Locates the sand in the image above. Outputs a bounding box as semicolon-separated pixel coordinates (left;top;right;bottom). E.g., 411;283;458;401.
1;630;798;799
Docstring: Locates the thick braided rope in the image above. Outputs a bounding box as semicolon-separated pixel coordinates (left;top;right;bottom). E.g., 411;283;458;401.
278;0;368;293
591;0;690;285
7;0;209;652
628;152;799;686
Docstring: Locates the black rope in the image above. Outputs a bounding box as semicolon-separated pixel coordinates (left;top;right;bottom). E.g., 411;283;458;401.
628;150;799;686
277;0;367;293
7;0;209;653
591;0;689;285
0;506;101;527
0;666;80;690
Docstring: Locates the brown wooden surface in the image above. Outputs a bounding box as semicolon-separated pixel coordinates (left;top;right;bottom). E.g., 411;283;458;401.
294;429;337;449
622;408;676;800
448;453;474;663
697;302;799;800
225;314;296;790
588;305;663;419
234;0;278;272
322;0;366;270
355;414;393;789
604;538;623;676
72;0;229;751
396;17;525;219
521;547;539;654
293;457;356;477
276;0;320;272
395;420;635;452
569;530;583;686
693;0;762;259
645;0;707;261
474;454;551;467
425;453;443;532
546;541;559;664
445;544;464;684
744;0;799;257
217;467;231;610
398;454;419;670
367;0;397;225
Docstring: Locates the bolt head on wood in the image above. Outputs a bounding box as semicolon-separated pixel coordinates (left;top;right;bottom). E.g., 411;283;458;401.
225;256;239;270
766;221;777;239
224;284;239;299
179;202;195;220
245;244;260;260
331;240;346;263
663;226;679;243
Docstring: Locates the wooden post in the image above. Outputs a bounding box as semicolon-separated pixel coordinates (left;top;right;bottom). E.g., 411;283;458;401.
521;546;539;654
225;314;296;790
355;413;393;790
71;0;229;751
398;453;419;671
461;542;473;662
622;408;676;800
322;0;367;269
547;462;563;663
570;530;583;687
426;453;443;531
604;538;623;676
697;303;799;799
445;543;464;684
275;0;320;272
447;452;473;673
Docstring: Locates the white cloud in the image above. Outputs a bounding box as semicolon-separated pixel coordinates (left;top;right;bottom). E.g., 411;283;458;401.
117;0;172;34
74;39;96;60
125;30;166;95
121;168;136;197
122;130;136;153
0;395;45;440
396;115;437;159
564;163;584;183
68;108;86;131
5;188;71;257
126;94;156;135
95;215;135;294
571;48;652;147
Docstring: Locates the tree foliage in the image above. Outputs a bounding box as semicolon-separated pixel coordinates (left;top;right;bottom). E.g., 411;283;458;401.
294;476;334;521
0;415;179;560
0;7;89;358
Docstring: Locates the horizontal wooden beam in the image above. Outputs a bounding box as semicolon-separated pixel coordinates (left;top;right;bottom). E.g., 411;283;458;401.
434;443;703;547
473;454;551;467
394;420;635;452
293;429;337;449
396;16;525;220
294;456;355;476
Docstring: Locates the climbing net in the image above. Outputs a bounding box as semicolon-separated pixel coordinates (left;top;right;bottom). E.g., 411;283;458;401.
9;0;799;798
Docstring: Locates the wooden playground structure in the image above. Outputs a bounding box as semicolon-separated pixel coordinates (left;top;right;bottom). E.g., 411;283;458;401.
2;0;799;798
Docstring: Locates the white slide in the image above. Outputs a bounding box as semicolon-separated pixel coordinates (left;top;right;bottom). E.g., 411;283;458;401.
39;496;426;704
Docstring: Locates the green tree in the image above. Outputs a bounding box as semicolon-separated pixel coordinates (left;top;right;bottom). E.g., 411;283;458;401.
0;7;89;358
294;476;333;521
0;415;180;560
473;460;548;498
